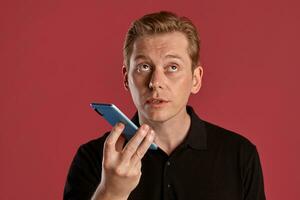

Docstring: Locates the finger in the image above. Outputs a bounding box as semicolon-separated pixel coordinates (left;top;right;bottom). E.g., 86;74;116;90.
115;134;126;152
121;124;150;161
131;160;142;177
135;160;142;170
131;129;155;165
103;123;125;156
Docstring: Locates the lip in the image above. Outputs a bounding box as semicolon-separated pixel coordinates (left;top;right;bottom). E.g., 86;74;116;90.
145;98;170;108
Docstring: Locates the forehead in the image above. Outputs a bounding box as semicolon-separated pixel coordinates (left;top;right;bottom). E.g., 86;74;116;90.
131;32;190;59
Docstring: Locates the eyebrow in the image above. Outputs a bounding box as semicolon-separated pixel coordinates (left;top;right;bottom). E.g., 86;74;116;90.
133;55;149;61
133;54;184;61
165;54;184;61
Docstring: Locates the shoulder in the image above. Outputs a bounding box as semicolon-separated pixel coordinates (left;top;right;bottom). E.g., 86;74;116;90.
64;132;110;199
188;106;256;153
70;132;110;170
202;120;257;154
202;120;262;171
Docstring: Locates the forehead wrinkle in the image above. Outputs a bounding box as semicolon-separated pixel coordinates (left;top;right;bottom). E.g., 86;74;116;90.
131;32;190;65
134;36;171;56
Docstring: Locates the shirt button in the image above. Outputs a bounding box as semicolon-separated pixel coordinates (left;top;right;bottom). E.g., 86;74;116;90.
167;184;171;188
167;161;171;166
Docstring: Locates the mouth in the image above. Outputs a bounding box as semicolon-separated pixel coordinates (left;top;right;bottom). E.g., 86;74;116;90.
145;98;170;108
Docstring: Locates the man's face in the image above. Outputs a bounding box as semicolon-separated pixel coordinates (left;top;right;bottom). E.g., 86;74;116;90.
123;31;203;123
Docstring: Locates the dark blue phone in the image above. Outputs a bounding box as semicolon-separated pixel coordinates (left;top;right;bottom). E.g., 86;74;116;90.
90;103;157;150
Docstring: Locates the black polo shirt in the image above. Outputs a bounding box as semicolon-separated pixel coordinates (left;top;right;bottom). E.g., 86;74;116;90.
64;106;266;200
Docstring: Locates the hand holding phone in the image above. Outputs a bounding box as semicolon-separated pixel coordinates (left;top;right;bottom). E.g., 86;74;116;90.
90;103;157;150
90;104;156;200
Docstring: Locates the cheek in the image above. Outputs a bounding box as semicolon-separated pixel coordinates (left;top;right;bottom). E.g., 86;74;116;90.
171;74;193;91
128;73;149;95
132;73;150;88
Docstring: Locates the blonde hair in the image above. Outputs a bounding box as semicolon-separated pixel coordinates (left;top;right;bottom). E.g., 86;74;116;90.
123;11;201;70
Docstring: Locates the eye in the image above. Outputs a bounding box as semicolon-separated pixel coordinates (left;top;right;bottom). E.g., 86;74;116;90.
167;65;178;72
137;63;152;73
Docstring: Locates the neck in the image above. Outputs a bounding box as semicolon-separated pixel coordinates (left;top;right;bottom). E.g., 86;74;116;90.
138;107;191;155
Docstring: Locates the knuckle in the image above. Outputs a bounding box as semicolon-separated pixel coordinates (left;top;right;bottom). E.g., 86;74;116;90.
113;167;121;175
124;172;131;178
130;167;142;177
134;170;142;177
135;149;144;159
114;166;125;176
103;162;111;170
105;139;114;147
125;145;136;155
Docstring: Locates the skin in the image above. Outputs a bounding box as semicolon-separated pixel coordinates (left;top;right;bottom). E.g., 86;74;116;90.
92;31;203;200
92;123;155;200
124;32;203;154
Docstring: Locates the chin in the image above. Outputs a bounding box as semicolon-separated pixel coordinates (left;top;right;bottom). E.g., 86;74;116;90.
147;114;168;122
143;107;174;123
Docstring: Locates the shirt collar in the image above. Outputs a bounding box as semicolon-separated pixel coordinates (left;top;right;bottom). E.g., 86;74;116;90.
184;106;207;150
131;105;207;151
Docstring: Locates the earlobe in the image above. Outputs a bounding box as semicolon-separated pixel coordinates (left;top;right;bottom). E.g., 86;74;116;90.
124;79;129;90
191;66;203;94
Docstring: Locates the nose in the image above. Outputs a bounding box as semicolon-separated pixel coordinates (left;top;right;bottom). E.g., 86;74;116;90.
148;68;165;90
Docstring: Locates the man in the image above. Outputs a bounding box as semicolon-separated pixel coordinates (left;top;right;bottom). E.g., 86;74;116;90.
64;11;266;200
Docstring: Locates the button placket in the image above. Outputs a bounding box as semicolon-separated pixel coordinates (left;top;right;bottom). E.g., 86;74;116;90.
165;160;172;190
166;161;171;166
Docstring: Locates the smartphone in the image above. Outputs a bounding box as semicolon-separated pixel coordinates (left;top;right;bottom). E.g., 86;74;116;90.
90;103;157;150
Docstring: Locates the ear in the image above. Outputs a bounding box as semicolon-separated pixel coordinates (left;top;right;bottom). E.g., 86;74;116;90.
191;65;203;94
122;65;129;91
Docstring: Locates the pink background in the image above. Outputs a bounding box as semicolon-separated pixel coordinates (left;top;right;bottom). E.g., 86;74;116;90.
1;0;299;199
